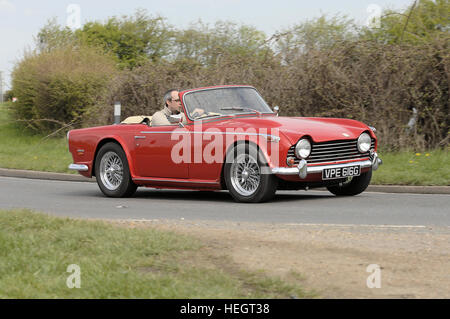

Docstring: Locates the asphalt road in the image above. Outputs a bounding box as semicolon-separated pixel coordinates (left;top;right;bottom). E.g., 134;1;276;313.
0;176;449;226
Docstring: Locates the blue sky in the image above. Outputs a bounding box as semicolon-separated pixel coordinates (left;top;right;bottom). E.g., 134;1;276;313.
0;0;414;90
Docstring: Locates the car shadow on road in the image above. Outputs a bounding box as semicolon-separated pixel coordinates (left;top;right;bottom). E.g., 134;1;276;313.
274;192;335;202
130;189;334;203
134;189;231;202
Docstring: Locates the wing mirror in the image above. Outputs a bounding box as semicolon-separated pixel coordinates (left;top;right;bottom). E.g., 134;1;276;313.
168;114;185;128
168;114;183;123
273;106;279;116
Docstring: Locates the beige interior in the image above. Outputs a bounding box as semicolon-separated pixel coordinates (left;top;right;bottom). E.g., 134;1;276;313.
121;115;152;125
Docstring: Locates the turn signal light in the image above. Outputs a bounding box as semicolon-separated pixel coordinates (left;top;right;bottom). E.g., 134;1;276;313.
287;157;296;166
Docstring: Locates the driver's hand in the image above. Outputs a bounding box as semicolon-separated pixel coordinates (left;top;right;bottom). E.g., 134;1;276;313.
191;108;205;118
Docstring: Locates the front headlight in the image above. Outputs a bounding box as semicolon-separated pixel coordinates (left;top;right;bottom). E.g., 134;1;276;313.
295;139;311;159
357;133;371;153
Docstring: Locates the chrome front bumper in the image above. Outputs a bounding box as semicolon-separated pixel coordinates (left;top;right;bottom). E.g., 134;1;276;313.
272;152;382;179
68;164;89;171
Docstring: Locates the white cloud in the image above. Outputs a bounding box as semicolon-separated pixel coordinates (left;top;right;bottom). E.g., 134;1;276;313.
0;0;15;13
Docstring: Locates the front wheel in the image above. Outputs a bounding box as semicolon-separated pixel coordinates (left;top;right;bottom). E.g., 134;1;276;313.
95;142;137;197
224;144;277;203
326;169;372;196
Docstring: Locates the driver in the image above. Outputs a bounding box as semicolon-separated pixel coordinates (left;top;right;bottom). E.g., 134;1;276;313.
152;89;205;126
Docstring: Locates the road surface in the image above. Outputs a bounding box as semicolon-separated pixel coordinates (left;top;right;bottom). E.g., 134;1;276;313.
1;176;449;226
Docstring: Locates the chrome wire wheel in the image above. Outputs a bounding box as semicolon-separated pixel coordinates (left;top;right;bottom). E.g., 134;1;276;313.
230;153;261;196
99;151;124;191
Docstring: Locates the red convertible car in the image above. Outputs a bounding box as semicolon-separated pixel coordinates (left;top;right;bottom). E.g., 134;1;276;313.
68;85;382;203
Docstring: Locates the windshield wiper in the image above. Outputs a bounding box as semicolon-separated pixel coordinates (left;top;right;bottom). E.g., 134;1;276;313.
220;107;262;116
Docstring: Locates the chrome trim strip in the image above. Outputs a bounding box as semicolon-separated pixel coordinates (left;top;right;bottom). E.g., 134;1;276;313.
133;178;218;184
313;141;356;147
134;136;146;139
69;164;89;171
139;131;280;142
140;131;189;134
312;148;359;154
272;160;373;176
308;154;370;162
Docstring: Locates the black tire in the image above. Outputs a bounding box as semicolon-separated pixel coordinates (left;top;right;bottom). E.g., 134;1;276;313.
224;144;277;203
95;142;137;197
326;169;372;196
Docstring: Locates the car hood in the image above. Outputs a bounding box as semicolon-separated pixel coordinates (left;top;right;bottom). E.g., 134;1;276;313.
212;116;371;145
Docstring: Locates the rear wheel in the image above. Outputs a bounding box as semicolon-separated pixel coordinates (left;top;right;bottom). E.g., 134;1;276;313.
224;144;277;203
326;169;372;196
95;142;137;197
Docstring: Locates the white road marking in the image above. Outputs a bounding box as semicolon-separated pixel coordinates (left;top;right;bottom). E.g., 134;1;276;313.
122;219;436;229
283;223;429;228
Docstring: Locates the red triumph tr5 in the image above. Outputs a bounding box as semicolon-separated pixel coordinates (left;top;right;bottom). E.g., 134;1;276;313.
68;85;382;203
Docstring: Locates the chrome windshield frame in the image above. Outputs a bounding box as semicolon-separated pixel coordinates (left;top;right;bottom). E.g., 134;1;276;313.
182;86;275;122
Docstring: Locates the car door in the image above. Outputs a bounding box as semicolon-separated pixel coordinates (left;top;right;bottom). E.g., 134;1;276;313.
187;122;225;182
132;124;190;178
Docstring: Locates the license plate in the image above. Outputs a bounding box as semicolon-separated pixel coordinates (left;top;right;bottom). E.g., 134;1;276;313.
322;165;360;180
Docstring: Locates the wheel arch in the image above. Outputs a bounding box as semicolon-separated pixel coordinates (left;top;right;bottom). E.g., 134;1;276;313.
92;137;134;177
219;139;270;190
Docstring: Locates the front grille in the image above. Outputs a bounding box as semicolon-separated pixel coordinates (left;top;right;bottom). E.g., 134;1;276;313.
287;139;375;164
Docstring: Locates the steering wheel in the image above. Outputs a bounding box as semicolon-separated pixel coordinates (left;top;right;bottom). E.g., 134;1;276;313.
192;111;211;119
141;118;151;126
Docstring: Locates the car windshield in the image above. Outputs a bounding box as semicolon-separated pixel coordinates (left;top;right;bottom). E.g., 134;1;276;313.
183;87;274;120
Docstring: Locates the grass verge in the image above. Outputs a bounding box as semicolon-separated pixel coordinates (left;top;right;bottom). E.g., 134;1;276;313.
0;102;74;174
372;149;449;186
1;102;448;185
0;209;313;298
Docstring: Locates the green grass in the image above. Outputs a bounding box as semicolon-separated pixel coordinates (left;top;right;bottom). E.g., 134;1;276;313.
0;209;314;298
372;149;450;186
0;102;74;173
1;102;448;185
